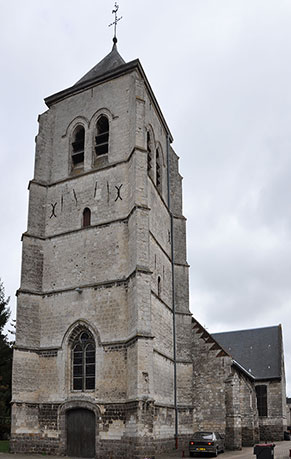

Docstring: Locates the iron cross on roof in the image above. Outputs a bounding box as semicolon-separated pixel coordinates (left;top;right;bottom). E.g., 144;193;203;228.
109;2;122;44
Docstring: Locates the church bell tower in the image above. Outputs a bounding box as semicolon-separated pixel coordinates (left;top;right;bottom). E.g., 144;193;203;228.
11;36;193;458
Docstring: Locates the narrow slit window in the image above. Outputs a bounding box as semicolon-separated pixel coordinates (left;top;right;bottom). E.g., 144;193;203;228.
95;116;109;156
158;276;161;297
83;208;91;227
72;126;85;168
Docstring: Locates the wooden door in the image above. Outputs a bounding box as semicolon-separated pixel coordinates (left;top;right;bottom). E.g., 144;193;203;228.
66;408;96;457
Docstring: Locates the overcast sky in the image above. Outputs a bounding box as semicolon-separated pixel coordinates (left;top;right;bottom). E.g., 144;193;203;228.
1;0;291;395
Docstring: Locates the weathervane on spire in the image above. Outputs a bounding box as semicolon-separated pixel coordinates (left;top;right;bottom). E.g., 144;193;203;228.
109;2;122;45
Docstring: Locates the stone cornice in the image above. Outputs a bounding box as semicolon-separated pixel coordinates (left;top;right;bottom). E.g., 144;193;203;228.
14;332;155;354
16;265;152;297
28;146;145;189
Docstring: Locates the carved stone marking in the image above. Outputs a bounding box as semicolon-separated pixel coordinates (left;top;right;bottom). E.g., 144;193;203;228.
107;181;110;203
50;202;57;218
115;184;123;201
94;182;98;198
73;189;78;205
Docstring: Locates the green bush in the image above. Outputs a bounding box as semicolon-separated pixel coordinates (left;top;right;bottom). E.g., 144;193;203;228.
0;418;10;440
0;440;9;453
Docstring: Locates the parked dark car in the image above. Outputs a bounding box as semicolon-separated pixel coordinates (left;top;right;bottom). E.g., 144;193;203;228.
189;431;225;457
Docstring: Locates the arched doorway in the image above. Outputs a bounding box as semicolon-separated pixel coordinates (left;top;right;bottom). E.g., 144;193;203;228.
66;408;96;457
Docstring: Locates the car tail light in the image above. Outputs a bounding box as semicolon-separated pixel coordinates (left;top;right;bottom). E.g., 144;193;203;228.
208;442;214;446
190;441;195;445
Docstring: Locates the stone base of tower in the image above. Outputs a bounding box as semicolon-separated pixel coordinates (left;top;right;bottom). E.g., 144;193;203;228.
10;401;192;458
10;436;178;459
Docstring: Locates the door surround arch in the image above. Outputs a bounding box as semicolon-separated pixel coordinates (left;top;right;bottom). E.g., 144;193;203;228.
58;400;101;456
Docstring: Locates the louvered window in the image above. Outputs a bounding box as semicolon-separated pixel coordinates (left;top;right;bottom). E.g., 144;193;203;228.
72;126;85;167
95;116;109;156
156;148;162;192
147;131;152;172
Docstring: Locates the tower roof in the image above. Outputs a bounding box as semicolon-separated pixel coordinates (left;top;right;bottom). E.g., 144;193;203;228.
74;43;126;86
44;46;173;142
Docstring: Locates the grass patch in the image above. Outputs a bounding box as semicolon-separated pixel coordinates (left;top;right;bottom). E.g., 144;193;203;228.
0;441;9;453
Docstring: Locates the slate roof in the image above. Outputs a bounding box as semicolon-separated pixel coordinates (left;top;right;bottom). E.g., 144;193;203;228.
44;43;173;141
74;43;126;86
212;325;282;380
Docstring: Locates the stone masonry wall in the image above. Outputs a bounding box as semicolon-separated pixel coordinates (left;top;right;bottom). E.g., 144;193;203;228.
239;374;259;446
10;400;180;459
257;379;285;441
192;320;261;450
192;321;231;433
225;372;242;450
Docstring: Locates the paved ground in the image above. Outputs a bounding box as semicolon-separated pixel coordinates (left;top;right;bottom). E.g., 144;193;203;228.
0;442;290;459
156;441;291;459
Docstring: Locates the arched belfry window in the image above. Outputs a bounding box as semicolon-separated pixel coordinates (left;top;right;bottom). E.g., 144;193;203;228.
156;148;162;192
95;116;109;156
147;131;152;172
82;208;91;227
71;329;96;391
71;126;85;169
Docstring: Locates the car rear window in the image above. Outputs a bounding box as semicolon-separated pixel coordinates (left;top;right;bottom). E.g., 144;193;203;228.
193;432;213;440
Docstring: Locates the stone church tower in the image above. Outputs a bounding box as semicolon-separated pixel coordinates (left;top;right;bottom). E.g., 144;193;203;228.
11;41;193;458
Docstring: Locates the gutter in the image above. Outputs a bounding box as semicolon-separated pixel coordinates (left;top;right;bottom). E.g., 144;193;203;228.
232;359;255;380
166;134;178;448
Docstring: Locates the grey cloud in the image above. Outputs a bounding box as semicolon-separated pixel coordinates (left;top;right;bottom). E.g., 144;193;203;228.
1;0;291;394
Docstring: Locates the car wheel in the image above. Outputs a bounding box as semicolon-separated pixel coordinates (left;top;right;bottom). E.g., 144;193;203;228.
214;448;218;457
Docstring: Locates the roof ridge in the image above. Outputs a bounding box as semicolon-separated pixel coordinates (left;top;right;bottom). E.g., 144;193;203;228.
74;43;126;87
212;324;280;335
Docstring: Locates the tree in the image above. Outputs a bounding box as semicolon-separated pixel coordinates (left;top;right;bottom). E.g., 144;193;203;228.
0;279;12;438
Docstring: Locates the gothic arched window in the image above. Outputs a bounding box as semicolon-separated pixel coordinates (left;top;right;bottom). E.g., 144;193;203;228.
71;125;85;169
82;208;91;227
72;330;96;391
95;115;109;156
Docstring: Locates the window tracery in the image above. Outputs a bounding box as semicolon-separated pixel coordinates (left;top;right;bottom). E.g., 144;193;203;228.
72;330;96;391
